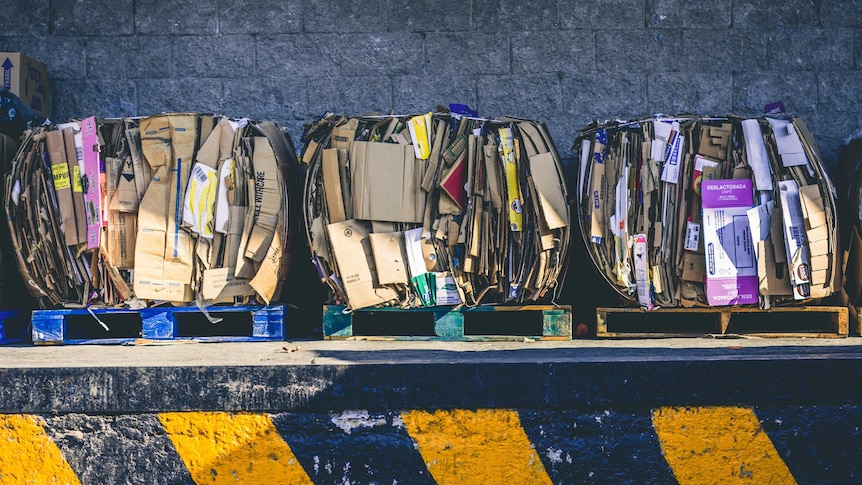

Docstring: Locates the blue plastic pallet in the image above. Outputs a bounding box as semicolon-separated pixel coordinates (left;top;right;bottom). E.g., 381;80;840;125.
0;310;30;344
32;305;286;345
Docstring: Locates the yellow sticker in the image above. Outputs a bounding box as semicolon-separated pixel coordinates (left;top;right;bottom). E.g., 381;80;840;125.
72;165;83;192
51;163;71;191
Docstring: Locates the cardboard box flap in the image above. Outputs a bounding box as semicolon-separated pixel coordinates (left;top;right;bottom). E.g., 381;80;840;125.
327;219;398;310
369;232;408;285
45;130;79;246
352;141;424;223
322;148;346;223
529;152;568;229
244;137;281;262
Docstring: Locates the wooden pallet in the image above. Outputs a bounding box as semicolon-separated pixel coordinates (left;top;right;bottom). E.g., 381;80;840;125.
596;306;849;338
323;304;572;341
31;305;286;345
0;310;29;344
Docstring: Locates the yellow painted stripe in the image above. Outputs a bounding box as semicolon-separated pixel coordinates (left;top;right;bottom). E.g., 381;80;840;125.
0;414;81;484
159;412;313;485
652;406;797;485
402;409;552;485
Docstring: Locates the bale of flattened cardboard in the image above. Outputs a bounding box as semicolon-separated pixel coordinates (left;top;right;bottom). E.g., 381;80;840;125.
300;108;571;311
574;115;839;309
836;135;862;310
4;113;301;309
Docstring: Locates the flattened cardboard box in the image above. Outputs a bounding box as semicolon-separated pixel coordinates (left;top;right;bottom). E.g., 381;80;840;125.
327;219;398;309
702;179;758;306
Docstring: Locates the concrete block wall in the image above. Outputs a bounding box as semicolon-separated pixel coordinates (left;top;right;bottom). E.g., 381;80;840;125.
1;0;861;165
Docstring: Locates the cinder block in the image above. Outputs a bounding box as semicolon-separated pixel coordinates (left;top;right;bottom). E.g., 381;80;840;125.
856;31;862;69
732;72;817;114
86;37;170;79
136;79;223;114
3;36;85;80
646;0;731;28
544;117;582;159
732;0;820;28
767;29;854;71
426;33;509;76
223;78;308;121
307;76;393;116
678;30;766;73
818;71;862;114
220;0;301;34
172;35;254;78
472;0;559;31
478;74;562;121
560;0;645;30
256;34;340;78
135;0;217;35
822;0;862;27
389;0;469;32
392;75;477;114
337;33;423;76
51;0;132;36
0;2;48;36
801;111;859;171
563;72;647;119
512;31;594;75
596;30;682;74
305;0;387;33
53;80;137;121
647;72;732;114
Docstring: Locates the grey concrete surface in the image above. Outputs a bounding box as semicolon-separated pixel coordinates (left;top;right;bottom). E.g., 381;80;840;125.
0;337;859;369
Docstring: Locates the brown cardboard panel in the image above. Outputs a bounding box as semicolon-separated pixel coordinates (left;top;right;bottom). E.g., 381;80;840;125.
0;52;49;116
244;137;281;262
351;141;424;223
529;152;568;229
327;219;398;309
369;232;408;285
322;148;346;223
45;130;79;246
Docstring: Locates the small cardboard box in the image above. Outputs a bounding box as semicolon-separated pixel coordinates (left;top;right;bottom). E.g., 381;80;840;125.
1;52;49;117
702;179;758;306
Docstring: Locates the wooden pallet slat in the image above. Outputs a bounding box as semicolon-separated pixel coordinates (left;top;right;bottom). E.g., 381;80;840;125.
323;305;572;341
31;305;286;345
596;306;849;338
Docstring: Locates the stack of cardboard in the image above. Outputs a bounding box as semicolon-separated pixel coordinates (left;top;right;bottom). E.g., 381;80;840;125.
836;136;862;316
5;113;299;308
300;108;570;311
575;115;839;309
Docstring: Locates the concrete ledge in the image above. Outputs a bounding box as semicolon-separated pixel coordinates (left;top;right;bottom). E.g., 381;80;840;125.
0;341;860;413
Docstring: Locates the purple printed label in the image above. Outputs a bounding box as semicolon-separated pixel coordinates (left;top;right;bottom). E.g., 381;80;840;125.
706;276;759;306
702;179;754;208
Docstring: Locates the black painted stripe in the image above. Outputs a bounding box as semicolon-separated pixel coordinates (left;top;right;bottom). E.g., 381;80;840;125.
271;411;435;485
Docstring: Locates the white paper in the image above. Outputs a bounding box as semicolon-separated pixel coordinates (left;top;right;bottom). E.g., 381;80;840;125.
767;118;810;168
434;272;462;305
403;227;427;278
742;119;773;191
633;234;653;310
578;138;590;196
778;180;811;300
746;202;772;243
651;120;674;162
213;159;234;234
182;163;218;238
660;130;683;184
684;221;701;252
